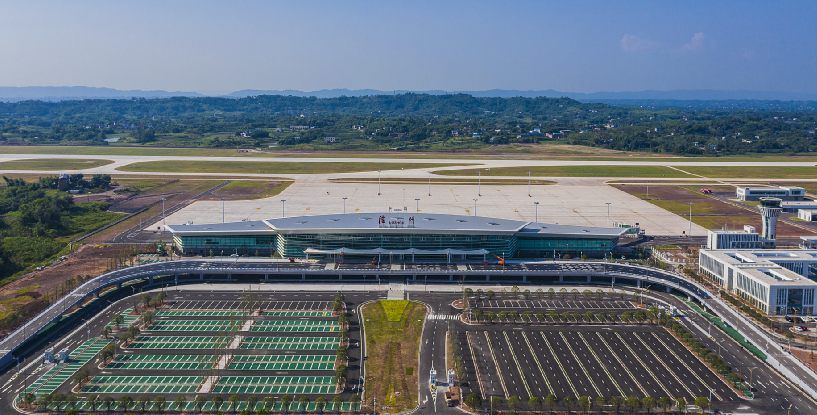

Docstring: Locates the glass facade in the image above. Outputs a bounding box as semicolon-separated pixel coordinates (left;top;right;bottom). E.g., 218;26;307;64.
276;233;518;258
174;235;276;256
517;236;618;258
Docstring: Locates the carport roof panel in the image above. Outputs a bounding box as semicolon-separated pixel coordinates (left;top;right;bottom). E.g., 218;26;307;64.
265;213;529;234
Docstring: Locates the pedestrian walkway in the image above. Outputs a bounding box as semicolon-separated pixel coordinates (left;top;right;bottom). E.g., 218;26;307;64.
427;314;460;320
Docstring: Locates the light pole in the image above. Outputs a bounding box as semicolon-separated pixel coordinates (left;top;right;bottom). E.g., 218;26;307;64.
528;172;531;197
688;202;693;237
343;197;347;214
606;202;611;227
534;201;539;222
428;171;431;196
161;198;166;231
748;366;757;392
415;198;420;213
478;171;481;196
378;170;381;195
281;199;286;218
473;199;478;217
222;198;226;223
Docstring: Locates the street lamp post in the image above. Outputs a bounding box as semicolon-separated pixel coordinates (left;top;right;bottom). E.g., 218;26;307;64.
528;172;531;197
281;199;286;218
688;202;693;237
343;197;347;214
428;171;431;196
161;198;166;230
415;198;420;213
534;201;539;222
606;202;611;227
378;170;381;195
478;171;481;196
222;198;226;223
473;199;478;217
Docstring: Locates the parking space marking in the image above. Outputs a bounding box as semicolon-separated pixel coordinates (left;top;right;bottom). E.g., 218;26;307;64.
648;332;722;401
466;332;486;399
540;332;578;398
595;332;648;397
559;332;601;397
576;332;626;397
521;332;553;396
632;332;697;399
503;332;532;398
614;332;673;398
484;331;509;398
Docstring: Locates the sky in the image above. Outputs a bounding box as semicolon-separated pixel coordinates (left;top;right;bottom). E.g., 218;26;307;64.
1;0;815;95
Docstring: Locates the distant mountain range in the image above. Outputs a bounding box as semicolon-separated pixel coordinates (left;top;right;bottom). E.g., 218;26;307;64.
2;86;816;102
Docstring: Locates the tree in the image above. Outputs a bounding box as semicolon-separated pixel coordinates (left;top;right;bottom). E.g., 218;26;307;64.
143;311;155;326
102;396;116;412
562;396;574;412
315;397;328;412
23;392;37;408
73;367;89;387
545;394;558;412
584;311;595;322
37;394;53;410
610;396;623;412
157;291;167;306
559;288;568;300
142;294;153;310
507;395;521;412
486;290;495;300
229;394;241;412
535;312;545;322
675;397;686;413
299;396;311;411
67;394;80;410
281;394;293;412
112;313;124;329
695;397;709;412
348;395;360;412
153;396;166;412
212;397;225;412
332;395;345;411
336;364;349;385
577;396;591;413
466;393;483;409
87;394;99;411
657;397;672;413
257;409;269;415
642;396;656;413
485;311;496;323
194;396;207;412
174;395;187;412
118;395;134;411
52;393;67;410
247;396;259;411
263;396;276;411
490;397;503;413
625;396;641;412
547;288;555;300
594;396;606;413
138;396;151;411
528;396;542;412
473;309;484;322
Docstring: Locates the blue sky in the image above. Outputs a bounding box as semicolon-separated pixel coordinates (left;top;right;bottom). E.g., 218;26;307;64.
1;1;815;94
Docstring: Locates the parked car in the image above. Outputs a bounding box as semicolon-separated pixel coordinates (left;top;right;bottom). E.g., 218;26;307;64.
785;316;794;323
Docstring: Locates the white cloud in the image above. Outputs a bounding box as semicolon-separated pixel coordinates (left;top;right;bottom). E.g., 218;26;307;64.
620;35;660;52
674;32;706;53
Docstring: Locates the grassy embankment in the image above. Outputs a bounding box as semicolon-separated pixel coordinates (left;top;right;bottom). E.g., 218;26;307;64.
118;160;475;174
0;158;113;170
362;300;425;413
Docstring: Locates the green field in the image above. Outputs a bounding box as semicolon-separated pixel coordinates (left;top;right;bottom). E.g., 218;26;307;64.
362;300;425;412
0;158;113;170
681;166;817;179
434;165;692;178
118;160;472;174
381;300;410;322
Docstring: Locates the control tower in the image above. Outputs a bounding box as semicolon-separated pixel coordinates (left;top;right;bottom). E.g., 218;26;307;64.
759;197;782;240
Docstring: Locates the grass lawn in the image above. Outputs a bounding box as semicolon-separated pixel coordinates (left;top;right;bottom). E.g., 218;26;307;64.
682;166;817;179
0;158;113;170
118;160;472;174
209;180;294;200
381;300;410;322
362;300;425;413
434;165;693;178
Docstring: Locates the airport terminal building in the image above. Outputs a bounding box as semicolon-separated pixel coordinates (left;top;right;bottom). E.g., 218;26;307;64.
166;213;626;260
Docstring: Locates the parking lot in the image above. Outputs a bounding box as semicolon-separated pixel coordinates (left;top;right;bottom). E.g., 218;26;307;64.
470;299;636;311
456;326;736;405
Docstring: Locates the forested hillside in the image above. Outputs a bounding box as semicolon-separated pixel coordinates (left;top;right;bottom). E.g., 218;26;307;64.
1;94;816;155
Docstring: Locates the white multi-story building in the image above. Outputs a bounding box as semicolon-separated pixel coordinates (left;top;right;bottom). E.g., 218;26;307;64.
699;249;817;315
798;210;817;221
736;186;805;201
706;226;773;249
